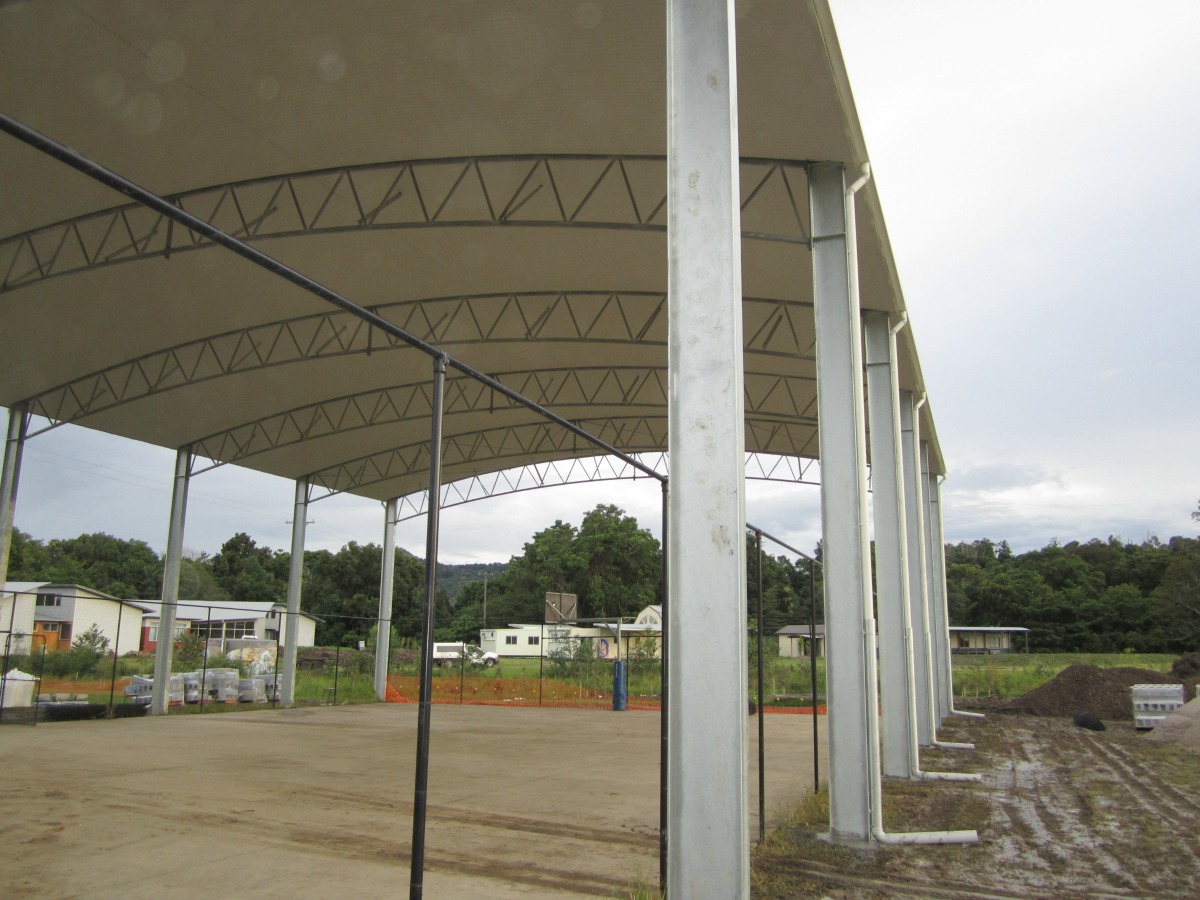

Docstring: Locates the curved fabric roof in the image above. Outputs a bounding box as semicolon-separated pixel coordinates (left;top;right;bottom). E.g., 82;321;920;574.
0;1;944;504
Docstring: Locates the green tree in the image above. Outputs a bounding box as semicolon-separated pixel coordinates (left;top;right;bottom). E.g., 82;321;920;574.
11;532;162;599
210;532;287;603
1152;545;1200;653
484;520;580;625
175;631;206;671
573;504;661;618
302;542;425;645
178;553;229;605
69;623;110;676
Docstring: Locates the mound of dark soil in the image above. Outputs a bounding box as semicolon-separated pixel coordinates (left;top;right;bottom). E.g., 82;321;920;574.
1171;652;1200;680
1008;664;1183;720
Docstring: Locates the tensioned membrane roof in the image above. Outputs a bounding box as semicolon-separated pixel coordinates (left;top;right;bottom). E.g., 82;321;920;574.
0;0;944;505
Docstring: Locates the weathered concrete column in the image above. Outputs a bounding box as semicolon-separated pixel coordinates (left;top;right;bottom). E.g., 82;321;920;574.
281;478;308;708
375;497;398;701
0;404;29;587
666;0;748;893
151;447;191;716
810;162;873;842
899;392;933;746
864;312;916;779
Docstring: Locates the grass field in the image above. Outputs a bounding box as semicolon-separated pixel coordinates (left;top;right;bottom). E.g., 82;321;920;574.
950;651;1175;698
20;650;1182;715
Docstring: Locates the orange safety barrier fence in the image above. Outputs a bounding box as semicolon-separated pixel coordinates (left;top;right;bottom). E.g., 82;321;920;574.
384;675;825;714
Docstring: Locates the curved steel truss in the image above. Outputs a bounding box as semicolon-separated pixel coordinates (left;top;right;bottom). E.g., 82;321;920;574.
22;291;815;434
1;155;811;292
298;415;818;500
388;452;821;522
185;365;815;473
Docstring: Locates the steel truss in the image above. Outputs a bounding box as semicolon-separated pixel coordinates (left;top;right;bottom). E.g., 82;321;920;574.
389;452;821;522
21;291;814;434
0;155;811;292
298;413;818;500
183;365;814;473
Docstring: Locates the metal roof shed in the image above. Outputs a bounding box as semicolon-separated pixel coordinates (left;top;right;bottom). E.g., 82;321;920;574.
0;1;958;892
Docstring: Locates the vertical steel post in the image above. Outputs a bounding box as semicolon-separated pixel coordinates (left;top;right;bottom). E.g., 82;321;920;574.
282;478;309;708
900;393;933;745
810;562;819;793
658;479;669;893
667;0;748;892
376;498;398;700
333;642;341;705
151;448;191;716
199;606;212;710
810;162;873;842
271;627;282;706
0;403;30;587
409;354;447;900
864;312;916;778
756;529;765;843
928;473;954;716
920;442;946;724
107;599;124;715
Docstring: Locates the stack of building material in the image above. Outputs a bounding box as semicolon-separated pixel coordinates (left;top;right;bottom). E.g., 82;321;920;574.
203;668;240;703
238;678;267;703
1132;683;1185;729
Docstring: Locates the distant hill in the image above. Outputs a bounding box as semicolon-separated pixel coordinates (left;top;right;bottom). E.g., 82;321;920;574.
436;561;507;602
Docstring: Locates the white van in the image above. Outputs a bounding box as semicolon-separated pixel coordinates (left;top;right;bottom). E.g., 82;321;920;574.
431;642;499;668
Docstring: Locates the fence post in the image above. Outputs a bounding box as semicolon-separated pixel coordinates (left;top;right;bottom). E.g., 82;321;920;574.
108;600;124;716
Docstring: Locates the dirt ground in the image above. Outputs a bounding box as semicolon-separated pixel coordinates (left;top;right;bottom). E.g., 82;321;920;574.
0;703;823;899
754;711;1200;899
7;702;1198;899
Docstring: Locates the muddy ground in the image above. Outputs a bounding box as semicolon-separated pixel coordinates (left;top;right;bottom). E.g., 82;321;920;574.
754;711;1200;898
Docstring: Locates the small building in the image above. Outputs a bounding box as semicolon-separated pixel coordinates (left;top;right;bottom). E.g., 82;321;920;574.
1;582;146;655
135;600;319;652
480;624;548;659
481;605;663;661
949;626;1029;654
776;624;825;658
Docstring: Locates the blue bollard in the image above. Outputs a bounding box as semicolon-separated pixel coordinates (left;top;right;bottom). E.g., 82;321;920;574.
612;660;627;711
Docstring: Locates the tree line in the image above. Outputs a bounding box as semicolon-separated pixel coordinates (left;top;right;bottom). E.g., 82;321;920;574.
944;535;1199;653
6;505;1198;653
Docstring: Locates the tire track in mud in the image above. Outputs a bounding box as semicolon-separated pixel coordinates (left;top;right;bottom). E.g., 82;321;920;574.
976;723;1140;895
1078;731;1200;819
1068;729;1200;885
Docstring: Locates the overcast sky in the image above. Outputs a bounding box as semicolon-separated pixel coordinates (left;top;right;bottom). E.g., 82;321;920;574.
4;1;1199;566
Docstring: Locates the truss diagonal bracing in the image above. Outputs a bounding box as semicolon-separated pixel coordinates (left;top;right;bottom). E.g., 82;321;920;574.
21;292;814;433
390;452;821;520
0;156;811;292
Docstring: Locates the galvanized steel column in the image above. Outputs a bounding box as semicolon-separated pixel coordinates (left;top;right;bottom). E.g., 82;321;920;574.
376;498;398;700
666;0;748;893
899;392;933;745
810;162;872;841
281;478;308;708
920;442;946;724
928;472;954;717
864;312;915;779
410;354;447;900
0;403;29;587
151;448;191;716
